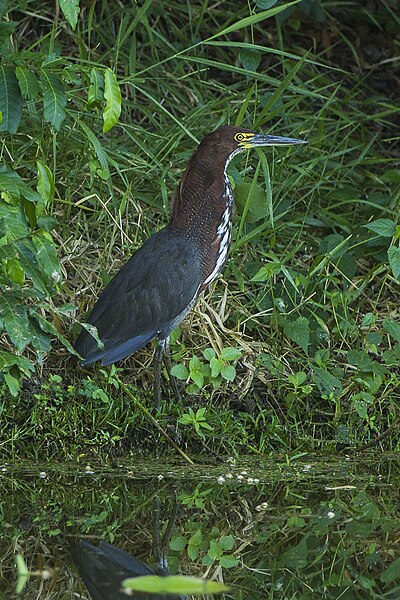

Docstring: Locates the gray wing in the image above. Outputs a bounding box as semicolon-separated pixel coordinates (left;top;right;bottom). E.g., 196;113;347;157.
74;227;201;365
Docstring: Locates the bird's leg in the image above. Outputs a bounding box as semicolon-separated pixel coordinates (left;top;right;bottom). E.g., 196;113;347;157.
154;340;165;410
163;337;182;403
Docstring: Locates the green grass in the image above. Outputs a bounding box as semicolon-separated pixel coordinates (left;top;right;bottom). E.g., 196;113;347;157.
0;0;399;459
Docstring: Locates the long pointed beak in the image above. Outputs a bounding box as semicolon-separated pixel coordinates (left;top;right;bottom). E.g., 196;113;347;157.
250;133;307;147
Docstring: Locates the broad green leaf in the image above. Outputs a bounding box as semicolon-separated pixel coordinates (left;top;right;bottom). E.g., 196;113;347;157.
76;322;104;352
123;575;229;595
235;181;268;223
0;351;34;374
4;371;20;397
383;318;400;344
283;316;309;354
59;0;80;29
170;364;189;380
203;347;215;361
169;535;186;551
40;69;67;131
361;312;376;327
0;65;22;133
16;67;39;100
0;300;32;353
221;365;236;381
36;160;55;204
388;246;400;279
35;312;80;356
32;232;61;284
6;257;24;285
88;67;104;108
239;48;261;72
0;164;42;203
0;21;17;47
220;346;242;361
190;369;204;389
380;557;400;583
209;356;221;378
219;554;240;568
347;350;374;372
363;218;396;238
313;367;343;395
288;371;307;386
251;261;282;281
220;535;235;551
103;68;122;133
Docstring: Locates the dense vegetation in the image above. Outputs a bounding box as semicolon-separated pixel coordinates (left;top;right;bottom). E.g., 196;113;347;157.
0;0;399;458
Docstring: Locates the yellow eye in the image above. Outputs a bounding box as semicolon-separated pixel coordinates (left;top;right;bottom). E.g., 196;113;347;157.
234;133;245;142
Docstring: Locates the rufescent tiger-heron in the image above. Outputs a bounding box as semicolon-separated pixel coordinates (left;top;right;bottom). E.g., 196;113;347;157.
74;125;306;404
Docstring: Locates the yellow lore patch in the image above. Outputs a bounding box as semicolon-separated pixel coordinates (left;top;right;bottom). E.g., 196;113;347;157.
234;132;255;148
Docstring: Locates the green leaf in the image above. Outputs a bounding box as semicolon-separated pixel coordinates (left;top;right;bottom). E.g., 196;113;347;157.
6;257;25;285
88;67;104;108
221;365;236;382
239;48;261;72
103;68;122;133
288;371;307;387
4;371;20;397
0;65;22;133
123;575;229;595
235;181;269;223
361;312;376;327
59;0;80;30
363;218;396;238
380;557;400;583
220;535;235;551
220;346;242;361
284;316;309;354
32;232;61;284
16;67;39;100
0;164;43;203
347;350;374;372
383;318;400;344
169;535;186;551
313;367;343;395
219;554;239;568
36;160;55;204
190;369;204;389
170;364;189;380
0;300;32;353
203;347;215;361
251;261;282;281
0;21;17;48
40;69;66;131
209;356;221;378
388;246;400;279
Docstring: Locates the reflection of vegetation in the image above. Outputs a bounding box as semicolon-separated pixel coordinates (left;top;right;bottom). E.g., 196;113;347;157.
1;457;399;598
0;1;399;457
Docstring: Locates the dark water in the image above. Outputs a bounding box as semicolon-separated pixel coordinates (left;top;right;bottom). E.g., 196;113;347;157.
1;453;400;599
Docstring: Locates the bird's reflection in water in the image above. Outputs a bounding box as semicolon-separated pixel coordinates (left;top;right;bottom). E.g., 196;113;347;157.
71;501;186;600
